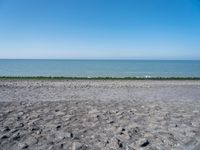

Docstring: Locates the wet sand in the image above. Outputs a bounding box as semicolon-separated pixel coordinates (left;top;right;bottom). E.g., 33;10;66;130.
0;80;200;150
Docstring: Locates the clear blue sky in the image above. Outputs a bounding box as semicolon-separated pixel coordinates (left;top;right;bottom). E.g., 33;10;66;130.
0;0;200;59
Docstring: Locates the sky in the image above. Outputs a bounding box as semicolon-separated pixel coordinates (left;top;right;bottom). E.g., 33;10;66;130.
0;0;200;60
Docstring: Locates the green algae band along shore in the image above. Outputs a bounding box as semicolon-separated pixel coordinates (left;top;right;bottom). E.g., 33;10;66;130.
0;76;200;80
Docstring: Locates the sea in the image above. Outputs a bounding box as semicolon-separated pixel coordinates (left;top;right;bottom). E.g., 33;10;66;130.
0;59;200;77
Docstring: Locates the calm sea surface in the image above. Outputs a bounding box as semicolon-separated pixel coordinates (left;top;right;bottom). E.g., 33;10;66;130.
0;59;200;77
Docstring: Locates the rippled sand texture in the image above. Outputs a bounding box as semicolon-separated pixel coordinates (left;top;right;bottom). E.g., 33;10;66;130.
0;80;200;150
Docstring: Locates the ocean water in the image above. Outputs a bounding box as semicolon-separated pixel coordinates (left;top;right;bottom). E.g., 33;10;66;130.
0;59;200;77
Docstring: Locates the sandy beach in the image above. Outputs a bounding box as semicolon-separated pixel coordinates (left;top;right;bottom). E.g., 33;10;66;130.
0;80;200;150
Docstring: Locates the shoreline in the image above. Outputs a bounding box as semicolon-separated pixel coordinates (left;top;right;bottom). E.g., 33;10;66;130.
0;76;200;80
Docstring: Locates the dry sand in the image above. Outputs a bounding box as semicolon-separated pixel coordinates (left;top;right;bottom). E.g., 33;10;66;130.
0;80;200;150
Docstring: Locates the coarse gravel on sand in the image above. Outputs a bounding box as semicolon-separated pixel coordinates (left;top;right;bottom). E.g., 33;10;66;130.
0;80;200;150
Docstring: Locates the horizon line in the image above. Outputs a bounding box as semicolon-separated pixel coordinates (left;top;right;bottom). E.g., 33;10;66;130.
0;58;200;61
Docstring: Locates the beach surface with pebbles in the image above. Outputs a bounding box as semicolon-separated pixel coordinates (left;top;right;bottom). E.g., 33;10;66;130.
0;79;200;150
